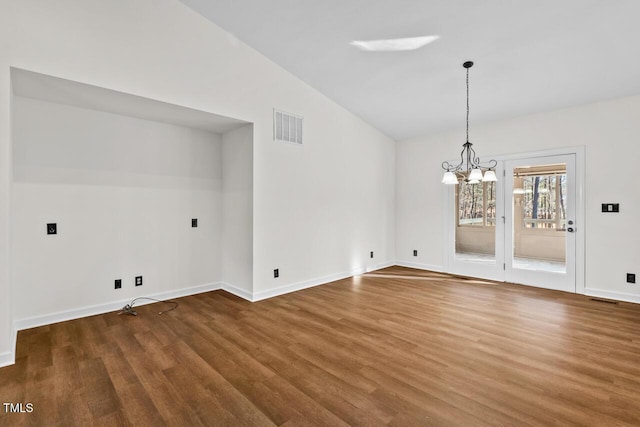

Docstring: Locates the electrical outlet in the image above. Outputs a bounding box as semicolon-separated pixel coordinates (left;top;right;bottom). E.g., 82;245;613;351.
192;218;198;227
135;276;143;286
114;279;122;289
601;203;620;213
370;251;374;259
413;250;418;256
47;223;57;235
274;269;279;278
627;273;636;284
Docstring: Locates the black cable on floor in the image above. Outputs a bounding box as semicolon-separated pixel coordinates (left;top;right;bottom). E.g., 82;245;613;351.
118;297;179;316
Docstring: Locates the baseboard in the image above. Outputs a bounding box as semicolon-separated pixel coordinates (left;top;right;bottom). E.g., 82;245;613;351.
366;261;396;272
395;260;444;272
252;261;395;302
585;288;640;305
13;282;223;332
0;325;17;368
0;351;13;368
221;282;253;301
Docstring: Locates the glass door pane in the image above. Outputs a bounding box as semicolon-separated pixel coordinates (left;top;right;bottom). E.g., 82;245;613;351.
512;164;567;273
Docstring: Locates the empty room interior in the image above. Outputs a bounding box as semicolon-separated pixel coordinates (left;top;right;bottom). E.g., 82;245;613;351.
1;0;640;425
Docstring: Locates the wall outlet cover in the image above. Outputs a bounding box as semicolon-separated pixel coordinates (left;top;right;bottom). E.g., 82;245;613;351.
47;223;57;235
135;276;143;286
413;250;418;256
274;269;279;278
115;279;122;289
627;273;636;284
192;218;198;227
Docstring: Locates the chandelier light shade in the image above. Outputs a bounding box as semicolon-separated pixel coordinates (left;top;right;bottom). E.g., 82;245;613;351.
441;61;497;185
483;169;497;182
441;171;458;184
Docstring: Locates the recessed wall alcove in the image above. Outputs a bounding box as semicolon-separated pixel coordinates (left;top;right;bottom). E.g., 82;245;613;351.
10;68;253;326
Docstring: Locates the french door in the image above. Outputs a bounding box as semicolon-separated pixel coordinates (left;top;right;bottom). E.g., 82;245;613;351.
446;150;582;293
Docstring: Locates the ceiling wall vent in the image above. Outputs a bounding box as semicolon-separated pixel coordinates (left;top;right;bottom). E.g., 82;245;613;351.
274;109;303;144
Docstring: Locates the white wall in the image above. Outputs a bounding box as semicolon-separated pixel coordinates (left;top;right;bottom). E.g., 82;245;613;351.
254;114;396;296
396;94;640;299
222;125;253;296
12;96;223;321
0;0;396;361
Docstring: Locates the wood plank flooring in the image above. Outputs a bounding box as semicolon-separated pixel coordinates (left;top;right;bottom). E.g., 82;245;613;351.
2;266;640;426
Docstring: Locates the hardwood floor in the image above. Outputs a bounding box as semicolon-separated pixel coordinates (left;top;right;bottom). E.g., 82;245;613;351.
2;266;640;426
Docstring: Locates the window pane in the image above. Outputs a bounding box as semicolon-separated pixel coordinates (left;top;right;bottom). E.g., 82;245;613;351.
456;179;496;257
458;181;484;226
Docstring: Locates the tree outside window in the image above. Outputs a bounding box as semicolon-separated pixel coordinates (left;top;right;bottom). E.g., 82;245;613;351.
458;181;496;227
521;174;566;230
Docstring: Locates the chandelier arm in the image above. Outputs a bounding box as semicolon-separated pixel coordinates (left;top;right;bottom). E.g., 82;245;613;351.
460;144;468;171
475;159;498;170
441;142;469;172
442;159;463;172
466;143;478;172
472;153;482;168
485;159;498;169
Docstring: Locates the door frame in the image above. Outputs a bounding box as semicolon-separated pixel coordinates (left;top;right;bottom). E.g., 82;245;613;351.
443;146;585;294
504;153;576;292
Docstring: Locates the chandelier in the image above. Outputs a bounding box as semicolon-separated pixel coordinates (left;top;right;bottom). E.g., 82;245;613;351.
441;61;497;184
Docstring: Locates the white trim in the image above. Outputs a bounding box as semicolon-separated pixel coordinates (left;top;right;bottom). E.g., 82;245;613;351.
366;260;395;273
221;282;253;301
253;270;355;302
13;282;222;331
574;146;586;295
443;181;453;273
395;260;443;272
0;352;13;368
489;146;586;162
585;288;640;305
0;325;17;368
252;261;394;302
11;323;16;356
351;267;367;276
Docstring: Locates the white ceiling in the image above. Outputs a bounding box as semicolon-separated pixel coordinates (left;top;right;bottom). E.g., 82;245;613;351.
11;68;249;135
180;0;640;141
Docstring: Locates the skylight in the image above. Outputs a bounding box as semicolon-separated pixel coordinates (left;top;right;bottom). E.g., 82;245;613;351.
350;35;440;52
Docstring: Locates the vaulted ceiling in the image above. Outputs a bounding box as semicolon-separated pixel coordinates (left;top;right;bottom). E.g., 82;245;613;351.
180;0;640;140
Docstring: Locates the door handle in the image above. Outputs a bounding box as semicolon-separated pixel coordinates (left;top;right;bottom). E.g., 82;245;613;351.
567;227;575;233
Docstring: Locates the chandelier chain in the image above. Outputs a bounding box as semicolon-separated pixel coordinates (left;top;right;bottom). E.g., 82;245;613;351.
466;66;470;143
